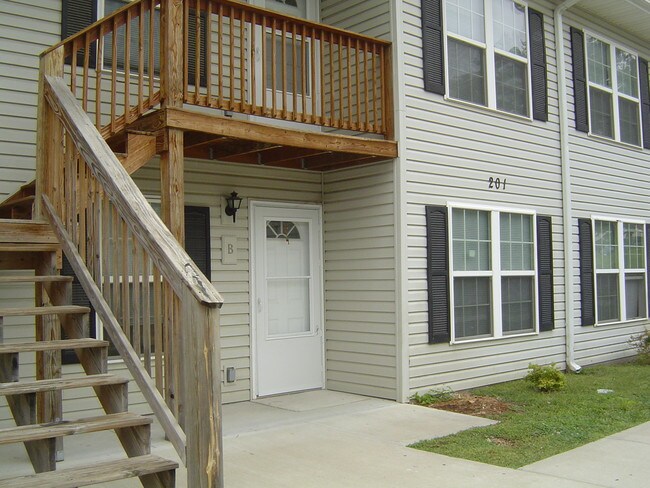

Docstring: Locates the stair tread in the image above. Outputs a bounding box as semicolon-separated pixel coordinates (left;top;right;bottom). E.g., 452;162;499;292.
0;305;91;317
0;243;60;252
0;412;152;445
0;374;128;396
0;275;73;283
0;454;178;488
0;339;109;355
0;195;35;209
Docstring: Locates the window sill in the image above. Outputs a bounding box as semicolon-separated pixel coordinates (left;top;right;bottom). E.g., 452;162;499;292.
594;317;648;328
443;95;534;124
583;131;645;152
450;330;538;345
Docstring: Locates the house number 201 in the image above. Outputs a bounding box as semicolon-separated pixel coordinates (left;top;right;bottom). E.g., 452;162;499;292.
488;177;507;190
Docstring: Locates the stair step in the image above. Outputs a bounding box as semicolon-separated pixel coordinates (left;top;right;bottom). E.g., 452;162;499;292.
0;454;178;488
0;339;108;355
0;243;60;252
0;412;152;445
0;195;34;209
0;374;128;396
0;275;73;284
0;305;90;317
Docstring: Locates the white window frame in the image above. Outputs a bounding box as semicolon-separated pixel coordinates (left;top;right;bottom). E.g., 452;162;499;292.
584;32;643;147
448;202;539;343
592;216;648;325
442;0;533;118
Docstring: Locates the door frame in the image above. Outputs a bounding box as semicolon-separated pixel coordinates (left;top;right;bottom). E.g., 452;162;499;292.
249;200;325;398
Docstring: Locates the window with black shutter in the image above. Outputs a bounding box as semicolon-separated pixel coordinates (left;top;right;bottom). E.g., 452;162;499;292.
572;27;647;147
580;218;648;326
421;0;548;121
426;205;554;344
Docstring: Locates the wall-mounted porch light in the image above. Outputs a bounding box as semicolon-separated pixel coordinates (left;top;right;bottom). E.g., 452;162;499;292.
224;191;243;223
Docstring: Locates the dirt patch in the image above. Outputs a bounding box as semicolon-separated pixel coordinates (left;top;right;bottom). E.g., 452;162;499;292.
429;393;515;418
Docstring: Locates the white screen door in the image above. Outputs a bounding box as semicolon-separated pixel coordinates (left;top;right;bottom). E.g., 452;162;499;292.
252;203;323;397
250;0;320;120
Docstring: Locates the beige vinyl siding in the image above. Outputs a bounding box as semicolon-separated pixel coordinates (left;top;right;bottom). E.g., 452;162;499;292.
133;159;323;404
323;161;397;400
321;0;391;41
0;0;60;199
562;15;650;365
402;0;566;396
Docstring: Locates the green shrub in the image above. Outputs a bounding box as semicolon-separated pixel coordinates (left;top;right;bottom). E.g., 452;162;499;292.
629;329;650;365
411;387;454;405
524;363;567;392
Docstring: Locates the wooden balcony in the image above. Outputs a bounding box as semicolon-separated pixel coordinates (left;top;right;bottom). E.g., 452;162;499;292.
44;0;397;171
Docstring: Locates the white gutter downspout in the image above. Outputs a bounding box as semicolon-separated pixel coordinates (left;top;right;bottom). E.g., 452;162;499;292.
555;0;582;373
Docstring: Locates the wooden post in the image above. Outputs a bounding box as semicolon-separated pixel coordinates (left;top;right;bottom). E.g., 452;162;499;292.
182;290;223;488
381;44;394;140
35;252;64;461
160;0;186;431
35;46;65;219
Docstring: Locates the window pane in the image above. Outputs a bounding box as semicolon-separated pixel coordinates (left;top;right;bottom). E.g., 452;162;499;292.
624;223;645;269
454;277;492;338
595;220;618;269
589;89;614;138
616;48;639;98
448;39;487;106
452;208;491;271
492;0;527;57
495;54;528;116
618;97;641;146
446;0;485;42
597;273;620;322
587;37;611;88
500;213;533;270
625;273;647;320
502;276;534;334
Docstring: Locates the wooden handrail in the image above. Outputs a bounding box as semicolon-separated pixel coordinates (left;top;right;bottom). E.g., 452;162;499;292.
44;75;222;307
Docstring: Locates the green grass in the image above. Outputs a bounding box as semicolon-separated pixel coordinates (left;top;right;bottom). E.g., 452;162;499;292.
410;364;650;468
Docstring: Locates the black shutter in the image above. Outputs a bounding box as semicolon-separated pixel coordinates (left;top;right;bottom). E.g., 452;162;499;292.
421;0;445;95
536;215;554;331
570;27;589;133
528;9;548;122
639;57;650;150
61;255;96;365
426;206;450;343
187;9;208;88
61;0;97;69
646;224;650;317
185;206;211;281
578;218;595;326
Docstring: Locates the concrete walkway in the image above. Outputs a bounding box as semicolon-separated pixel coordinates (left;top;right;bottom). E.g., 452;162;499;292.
1;390;649;486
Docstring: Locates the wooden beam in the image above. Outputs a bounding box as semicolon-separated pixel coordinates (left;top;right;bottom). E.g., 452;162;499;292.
121;133;157;175
165;108;398;158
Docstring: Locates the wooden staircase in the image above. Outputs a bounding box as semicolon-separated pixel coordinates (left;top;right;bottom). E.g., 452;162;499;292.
0;223;178;487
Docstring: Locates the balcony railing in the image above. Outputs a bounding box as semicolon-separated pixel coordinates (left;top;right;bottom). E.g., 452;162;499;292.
45;0;393;140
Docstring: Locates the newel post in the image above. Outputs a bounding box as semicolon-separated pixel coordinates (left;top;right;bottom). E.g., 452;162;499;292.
181;290;224;488
381;44;394;140
35;46;65;219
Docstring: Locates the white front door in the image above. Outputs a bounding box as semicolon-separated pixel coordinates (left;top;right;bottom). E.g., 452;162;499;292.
252;203;323;397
